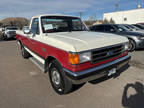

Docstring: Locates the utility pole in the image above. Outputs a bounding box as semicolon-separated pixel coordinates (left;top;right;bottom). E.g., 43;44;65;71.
115;0;119;11
115;3;119;11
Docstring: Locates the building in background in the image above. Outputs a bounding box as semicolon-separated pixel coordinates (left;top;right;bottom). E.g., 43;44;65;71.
103;8;144;24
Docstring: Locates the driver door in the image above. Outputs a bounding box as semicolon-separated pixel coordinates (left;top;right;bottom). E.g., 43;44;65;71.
27;18;40;52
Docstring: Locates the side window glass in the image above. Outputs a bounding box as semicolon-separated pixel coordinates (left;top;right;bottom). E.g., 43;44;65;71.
104;25;115;32
31;18;39;35
95;25;104;32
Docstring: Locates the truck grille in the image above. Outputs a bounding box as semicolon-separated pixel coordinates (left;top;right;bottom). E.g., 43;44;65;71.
91;44;124;64
9;31;16;34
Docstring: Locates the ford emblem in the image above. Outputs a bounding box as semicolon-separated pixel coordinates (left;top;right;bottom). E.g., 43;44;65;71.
107;51;113;56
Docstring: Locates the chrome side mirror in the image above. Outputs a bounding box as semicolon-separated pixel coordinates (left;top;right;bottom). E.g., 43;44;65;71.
23;28;30;34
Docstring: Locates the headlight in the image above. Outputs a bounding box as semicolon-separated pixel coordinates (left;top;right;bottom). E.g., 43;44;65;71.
124;42;129;51
137;36;144;40
68;52;91;65
79;52;91;63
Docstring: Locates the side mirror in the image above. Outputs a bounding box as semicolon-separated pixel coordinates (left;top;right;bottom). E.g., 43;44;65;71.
23;28;30;34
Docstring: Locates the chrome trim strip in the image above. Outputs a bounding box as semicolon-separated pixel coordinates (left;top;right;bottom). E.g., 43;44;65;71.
63;54;130;77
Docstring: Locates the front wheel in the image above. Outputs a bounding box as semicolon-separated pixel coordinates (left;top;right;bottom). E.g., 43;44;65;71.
21;46;30;59
49;60;72;95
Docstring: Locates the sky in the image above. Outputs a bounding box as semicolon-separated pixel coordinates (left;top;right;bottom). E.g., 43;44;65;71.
0;0;144;20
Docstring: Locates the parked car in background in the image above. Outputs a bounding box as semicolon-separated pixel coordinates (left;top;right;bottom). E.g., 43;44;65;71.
89;24;144;51
2;26;18;40
133;24;144;30
122;24;144;33
16;14;130;95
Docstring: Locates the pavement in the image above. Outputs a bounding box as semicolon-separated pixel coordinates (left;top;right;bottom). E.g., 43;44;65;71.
0;39;144;108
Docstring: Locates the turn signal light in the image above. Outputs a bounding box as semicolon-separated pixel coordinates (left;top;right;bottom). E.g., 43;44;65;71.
68;53;79;65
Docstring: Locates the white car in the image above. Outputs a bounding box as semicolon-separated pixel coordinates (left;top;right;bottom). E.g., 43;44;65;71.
2;26;18;40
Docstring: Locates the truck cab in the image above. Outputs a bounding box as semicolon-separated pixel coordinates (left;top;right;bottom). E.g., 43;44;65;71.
16;14;131;95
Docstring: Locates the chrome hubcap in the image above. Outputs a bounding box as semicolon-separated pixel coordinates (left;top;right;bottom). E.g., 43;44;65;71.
52;69;61;86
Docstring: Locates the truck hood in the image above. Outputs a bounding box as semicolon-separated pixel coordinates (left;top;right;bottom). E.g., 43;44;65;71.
51;31;128;52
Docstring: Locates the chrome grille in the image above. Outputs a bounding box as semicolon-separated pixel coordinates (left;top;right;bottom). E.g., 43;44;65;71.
91;44;124;64
9;31;16;34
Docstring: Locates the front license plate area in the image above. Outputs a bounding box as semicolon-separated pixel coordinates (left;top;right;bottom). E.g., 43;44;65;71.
108;68;117;76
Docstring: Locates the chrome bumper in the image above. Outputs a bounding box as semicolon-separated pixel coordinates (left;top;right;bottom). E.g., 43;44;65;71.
64;54;131;84
7;34;16;38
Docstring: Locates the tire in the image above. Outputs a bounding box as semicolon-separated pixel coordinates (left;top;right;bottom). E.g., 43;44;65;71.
49;60;72;95
21;45;30;59
3;35;7;40
128;39;136;52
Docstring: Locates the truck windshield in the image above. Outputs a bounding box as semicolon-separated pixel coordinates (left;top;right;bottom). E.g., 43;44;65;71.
41;16;87;33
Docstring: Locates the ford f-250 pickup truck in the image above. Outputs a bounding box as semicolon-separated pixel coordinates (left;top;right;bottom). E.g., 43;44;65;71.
16;14;131;95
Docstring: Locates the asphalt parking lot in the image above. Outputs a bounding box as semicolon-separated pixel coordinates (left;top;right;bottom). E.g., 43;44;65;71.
0;39;144;108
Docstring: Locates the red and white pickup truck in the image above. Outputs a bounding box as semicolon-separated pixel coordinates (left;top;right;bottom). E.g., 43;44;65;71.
16;14;131;95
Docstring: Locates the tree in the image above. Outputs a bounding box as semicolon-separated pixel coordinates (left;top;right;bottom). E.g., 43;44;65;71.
89;14;97;22
1;17;29;29
103;18;109;24
109;18;115;24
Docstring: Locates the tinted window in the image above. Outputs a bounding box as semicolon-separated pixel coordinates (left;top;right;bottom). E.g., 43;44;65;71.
93;25;104;32
89;26;95;31
134;25;144;29
31;18;39;34
104;25;115;32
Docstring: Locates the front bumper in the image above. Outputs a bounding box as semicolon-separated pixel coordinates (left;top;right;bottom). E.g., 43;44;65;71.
64;54;131;84
6;34;16;38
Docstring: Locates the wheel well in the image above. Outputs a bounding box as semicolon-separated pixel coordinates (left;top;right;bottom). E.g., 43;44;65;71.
128;38;135;42
17;40;23;49
44;56;57;73
18;40;22;45
128;38;136;45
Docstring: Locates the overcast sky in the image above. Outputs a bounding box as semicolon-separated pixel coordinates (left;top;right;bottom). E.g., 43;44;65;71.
0;0;144;20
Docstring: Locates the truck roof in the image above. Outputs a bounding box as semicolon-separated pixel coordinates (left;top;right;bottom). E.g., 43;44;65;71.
32;14;80;19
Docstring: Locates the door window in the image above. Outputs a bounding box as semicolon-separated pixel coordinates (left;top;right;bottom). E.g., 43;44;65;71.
31;18;40;35
104;25;115;32
94;25;104;32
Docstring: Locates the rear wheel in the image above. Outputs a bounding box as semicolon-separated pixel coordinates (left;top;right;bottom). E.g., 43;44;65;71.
49;60;72;95
21;46;30;59
128;39;136;51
